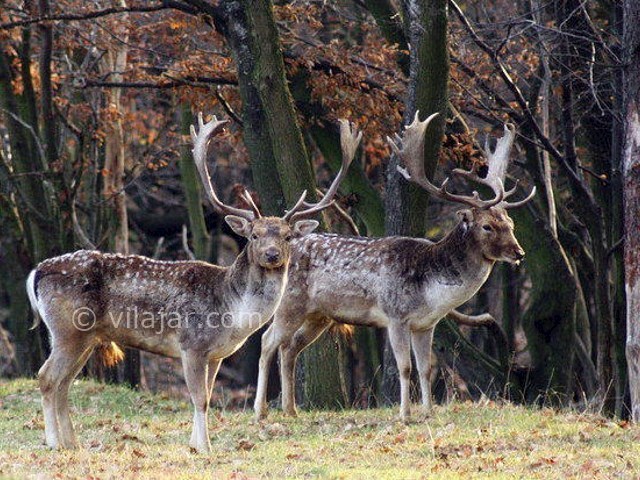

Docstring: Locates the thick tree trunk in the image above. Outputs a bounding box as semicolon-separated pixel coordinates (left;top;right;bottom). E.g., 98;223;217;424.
216;0;346;409
0;21;52;374
381;0;449;404
513;210;577;404
608;0;629;419
623;0;640;422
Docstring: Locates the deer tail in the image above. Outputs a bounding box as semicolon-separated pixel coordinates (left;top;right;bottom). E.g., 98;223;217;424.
330;323;355;339
96;342;125;367
26;269;42;330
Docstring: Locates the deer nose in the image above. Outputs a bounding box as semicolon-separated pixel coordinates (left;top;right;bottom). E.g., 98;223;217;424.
264;248;281;263
514;248;525;261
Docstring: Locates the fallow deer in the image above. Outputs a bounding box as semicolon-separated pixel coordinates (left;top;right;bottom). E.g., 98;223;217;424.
254;112;535;422
26;113;362;452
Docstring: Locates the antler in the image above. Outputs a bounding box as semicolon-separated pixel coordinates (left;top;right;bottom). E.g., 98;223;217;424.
190;112;260;220
284;119;362;222
391;111;504;209
456;123;536;209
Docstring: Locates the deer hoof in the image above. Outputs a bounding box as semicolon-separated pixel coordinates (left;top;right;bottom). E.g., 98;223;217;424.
283;407;298;418
190;442;212;454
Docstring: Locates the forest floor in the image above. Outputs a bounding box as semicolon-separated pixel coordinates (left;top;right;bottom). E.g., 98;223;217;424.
1;378;639;479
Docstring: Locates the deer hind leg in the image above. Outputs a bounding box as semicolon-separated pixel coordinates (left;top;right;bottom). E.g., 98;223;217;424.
388;322;412;423
411;327;435;416
56;341;95;448
181;350;211;453
206;358;222;405
39;336;92;449
279;318;331;417
254;320;291;420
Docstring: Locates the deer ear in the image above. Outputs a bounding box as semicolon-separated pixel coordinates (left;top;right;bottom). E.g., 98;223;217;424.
293;219;319;237
457;209;474;225
225;215;252;238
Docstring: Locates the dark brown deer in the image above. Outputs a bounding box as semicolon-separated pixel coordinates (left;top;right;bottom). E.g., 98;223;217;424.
26;114;361;452
254;112;535;422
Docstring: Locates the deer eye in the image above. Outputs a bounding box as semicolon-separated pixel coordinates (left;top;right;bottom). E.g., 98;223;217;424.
251;233;259;240
482;225;493;232
284;235;292;242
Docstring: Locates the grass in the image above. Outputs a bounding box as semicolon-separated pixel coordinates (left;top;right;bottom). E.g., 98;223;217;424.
1;378;640;479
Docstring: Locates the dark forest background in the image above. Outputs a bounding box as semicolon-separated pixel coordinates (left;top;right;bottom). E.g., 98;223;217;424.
1;0;640;420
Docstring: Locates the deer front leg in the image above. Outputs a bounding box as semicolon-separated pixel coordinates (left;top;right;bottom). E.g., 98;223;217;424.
411;327;435;416
254;322;284;420
388;322;412;423
280;320;331;417
181;350;211;453
189;358;221;449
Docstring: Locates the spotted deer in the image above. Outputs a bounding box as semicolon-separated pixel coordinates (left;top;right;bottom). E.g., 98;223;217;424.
254;112;535;422
26;114;361;453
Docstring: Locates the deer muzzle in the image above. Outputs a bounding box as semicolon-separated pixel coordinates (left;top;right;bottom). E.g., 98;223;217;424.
262;247;284;269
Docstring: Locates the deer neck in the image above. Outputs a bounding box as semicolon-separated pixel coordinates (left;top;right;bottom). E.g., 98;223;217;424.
428;220;495;289
225;248;289;317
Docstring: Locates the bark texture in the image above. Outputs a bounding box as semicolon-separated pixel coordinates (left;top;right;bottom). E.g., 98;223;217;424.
216;0;346;408
623;0;640;422
381;0;449;403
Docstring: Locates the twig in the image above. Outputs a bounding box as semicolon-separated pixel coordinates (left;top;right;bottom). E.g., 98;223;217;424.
214;86;243;126
577;164;609;184
181;224;196;260
315;188;359;236
0;3;196;30
152;237;165;260
71;202;96;249
0;109;47;168
606;237;623;260
81;76;237;89
449;0;599;219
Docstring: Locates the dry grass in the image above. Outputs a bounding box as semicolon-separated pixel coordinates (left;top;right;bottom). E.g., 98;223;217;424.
1;378;639;479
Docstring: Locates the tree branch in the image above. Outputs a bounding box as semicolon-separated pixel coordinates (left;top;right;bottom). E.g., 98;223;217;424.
449;0;599;219
0;2;196;30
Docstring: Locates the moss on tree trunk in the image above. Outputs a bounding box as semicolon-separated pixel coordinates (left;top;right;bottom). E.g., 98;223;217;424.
217;0;346;409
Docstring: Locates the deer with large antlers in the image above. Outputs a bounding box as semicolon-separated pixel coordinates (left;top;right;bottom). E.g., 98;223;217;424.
254;112;535;422
26;114;361;453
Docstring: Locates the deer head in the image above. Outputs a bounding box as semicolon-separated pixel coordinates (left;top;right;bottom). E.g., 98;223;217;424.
390;112;535;265
191;113;361;269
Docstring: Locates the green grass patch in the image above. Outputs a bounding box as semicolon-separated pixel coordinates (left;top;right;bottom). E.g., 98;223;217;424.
1;378;639;479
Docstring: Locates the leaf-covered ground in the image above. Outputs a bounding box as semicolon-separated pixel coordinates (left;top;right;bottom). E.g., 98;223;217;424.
1;378;639;479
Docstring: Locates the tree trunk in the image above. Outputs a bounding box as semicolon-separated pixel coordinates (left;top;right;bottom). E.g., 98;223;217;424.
513;211;577;404
622;0;640;422
99;4;140;387
382;0;449;404
216;0;346;409
100;2;130;256
608;0;629;419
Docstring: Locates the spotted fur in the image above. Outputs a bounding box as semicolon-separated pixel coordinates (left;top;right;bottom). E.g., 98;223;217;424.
27;215;313;453
254;206;526;421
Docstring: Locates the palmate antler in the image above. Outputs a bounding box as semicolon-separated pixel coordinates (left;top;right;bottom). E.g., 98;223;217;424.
191;112;259;221
477;124;536;209
391;111;535;209
283;119;362;222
